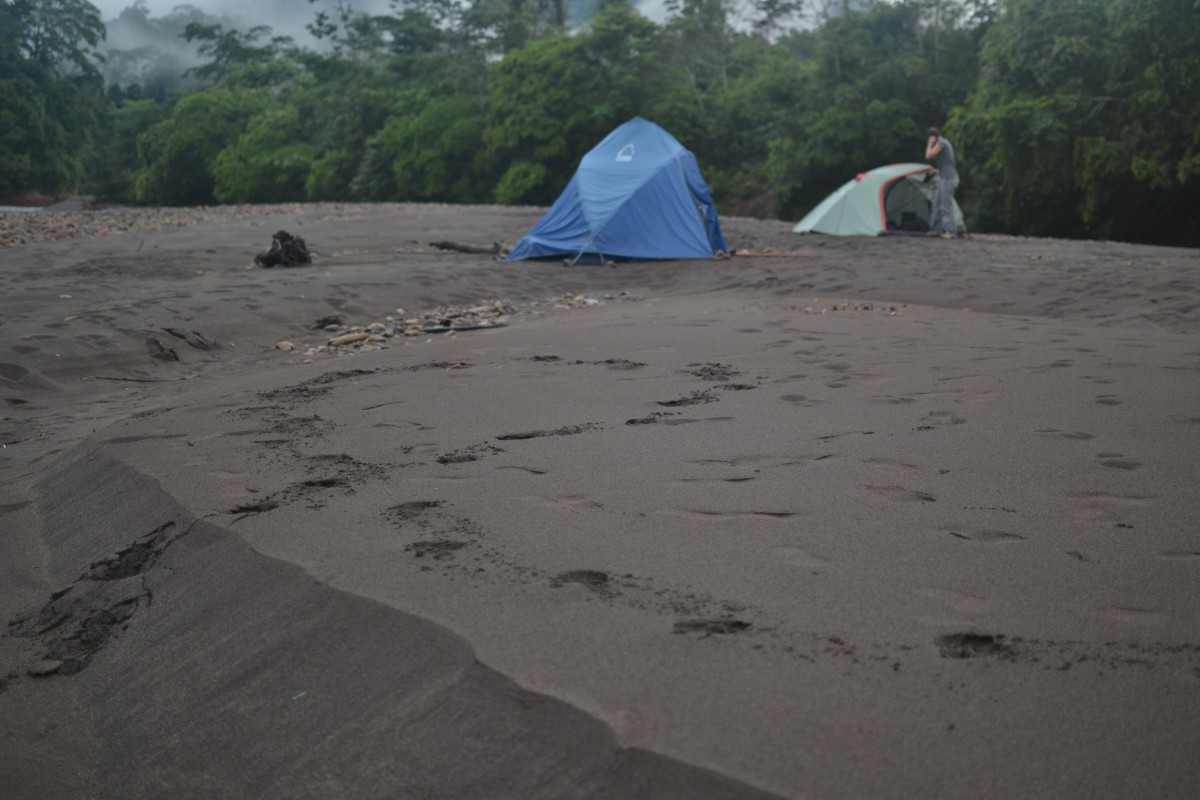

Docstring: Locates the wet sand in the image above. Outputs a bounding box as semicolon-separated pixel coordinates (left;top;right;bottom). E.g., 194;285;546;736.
1;204;1199;799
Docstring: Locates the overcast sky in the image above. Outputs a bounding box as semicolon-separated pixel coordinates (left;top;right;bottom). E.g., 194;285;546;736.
92;1;241;20
90;1;397;23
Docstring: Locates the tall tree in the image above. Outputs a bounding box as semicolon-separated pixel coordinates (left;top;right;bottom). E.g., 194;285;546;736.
0;0;106;197
949;0;1200;243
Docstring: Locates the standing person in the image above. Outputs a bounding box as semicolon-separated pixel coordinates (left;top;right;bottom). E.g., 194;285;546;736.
924;127;959;238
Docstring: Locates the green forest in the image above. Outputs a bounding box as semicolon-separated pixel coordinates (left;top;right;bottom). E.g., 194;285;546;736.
2;0;1198;246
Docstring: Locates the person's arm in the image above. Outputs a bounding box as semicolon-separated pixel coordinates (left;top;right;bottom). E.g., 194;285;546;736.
925;135;942;161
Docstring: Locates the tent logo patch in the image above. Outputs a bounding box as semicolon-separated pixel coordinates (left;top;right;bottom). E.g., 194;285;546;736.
616;144;635;162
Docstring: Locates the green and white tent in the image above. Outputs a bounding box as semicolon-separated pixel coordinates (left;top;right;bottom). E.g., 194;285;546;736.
793;163;964;236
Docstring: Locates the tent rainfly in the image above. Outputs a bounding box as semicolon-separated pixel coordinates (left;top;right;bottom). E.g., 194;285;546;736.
793;163;964;237
506;118;727;263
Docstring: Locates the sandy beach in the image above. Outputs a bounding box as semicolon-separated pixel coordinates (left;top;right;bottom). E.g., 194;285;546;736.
2;203;1199;799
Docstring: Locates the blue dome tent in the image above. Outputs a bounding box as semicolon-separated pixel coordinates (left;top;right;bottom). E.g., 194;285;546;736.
506;118;727;263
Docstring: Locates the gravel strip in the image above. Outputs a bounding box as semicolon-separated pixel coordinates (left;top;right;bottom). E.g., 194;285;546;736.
0;201;528;248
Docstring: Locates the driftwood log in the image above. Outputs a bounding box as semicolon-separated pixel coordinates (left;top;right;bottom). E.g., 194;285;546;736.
429;241;502;255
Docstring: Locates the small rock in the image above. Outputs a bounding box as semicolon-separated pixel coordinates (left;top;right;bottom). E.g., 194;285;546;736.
276;341;295;351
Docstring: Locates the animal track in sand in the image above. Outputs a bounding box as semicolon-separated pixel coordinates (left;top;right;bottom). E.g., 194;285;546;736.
386;501;445;527
659;416;734;426
657;390;719;407
872;394;918;405
569;358;646;370
384;507;768;636
861;458;919;471
1065;490;1155;525
626;411;679;425
917;587;994;615
521;495;606;512
660;508;797;520
773;546;828;569
815;430;875;441
673;619;752;636
936;633;1016;660
550;570;614;595
1097;455;1143;470
780;394;821;407
684;362;741;382
917;410;966;428
437;443;504;464
495;423;601;440
1036;428;1096;440
868;485;937;503
687;455;812;471
1093;604;1167;626
0;363;34;381
941;526;1025;542
406;540;467;560
495;465;548;475
1157;551;1200;561
227;454;389;517
102;433;189;445
257;368;378;408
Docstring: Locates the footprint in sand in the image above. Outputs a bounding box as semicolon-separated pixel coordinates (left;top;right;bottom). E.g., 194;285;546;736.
1096;454;1143;470
916;587;993;616
1065;490;1155;523
773;546;827;569
872;395;918;405
661;508;797;520
1157;551;1200;561
1061;430;1096;440
521;495;605;512
861;458;919;471
550;570;614;595
942;526;1026;543
103;433;189;445
781;394;821;407
1093;604;1167;626
917;410;966;428
673;619;752;636
868;485;937;503
496;465;548;476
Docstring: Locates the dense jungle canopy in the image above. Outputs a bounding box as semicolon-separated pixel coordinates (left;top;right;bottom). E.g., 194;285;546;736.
1;0;1198;246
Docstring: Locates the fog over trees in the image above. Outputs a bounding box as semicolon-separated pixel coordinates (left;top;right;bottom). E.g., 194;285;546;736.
2;0;1198;246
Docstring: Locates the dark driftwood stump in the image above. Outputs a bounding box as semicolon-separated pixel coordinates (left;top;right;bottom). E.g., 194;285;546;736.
256;231;312;267
429;241;501;255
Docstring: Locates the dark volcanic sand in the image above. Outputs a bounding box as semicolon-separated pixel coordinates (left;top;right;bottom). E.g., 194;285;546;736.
1;203;1199;799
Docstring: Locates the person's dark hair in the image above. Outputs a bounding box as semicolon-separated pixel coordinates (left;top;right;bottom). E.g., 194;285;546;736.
926;127;940;138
